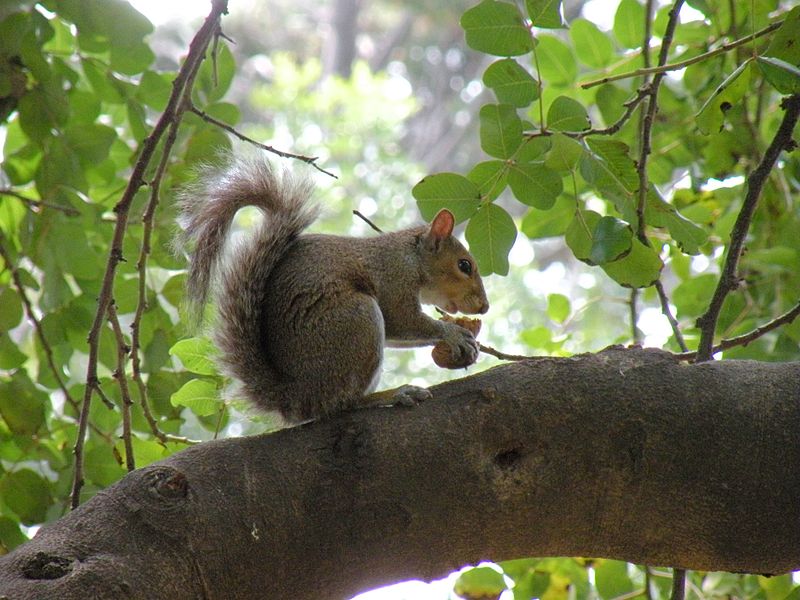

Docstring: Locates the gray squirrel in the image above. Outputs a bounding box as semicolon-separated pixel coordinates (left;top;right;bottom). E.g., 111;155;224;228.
177;154;489;423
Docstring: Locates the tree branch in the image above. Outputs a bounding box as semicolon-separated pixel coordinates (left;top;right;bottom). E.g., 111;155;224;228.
0;188;80;216
695;94;800;362
72;0;230;510
188;104;337;178
581;20;783;90
679;299;800;360
1;347;798;599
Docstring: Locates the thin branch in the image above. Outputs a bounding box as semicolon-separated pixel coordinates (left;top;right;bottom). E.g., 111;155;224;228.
655;281;688;352
106;303;136;472
0;189;80;216
581;20;783;89
695;94;800;362
353;210;383;233
0;236;79;412
629;288;642;344
129;81;200;448
678;299;800;361
72;0;230;510
670;569;686;600
478;343;537;362
188;104;337;178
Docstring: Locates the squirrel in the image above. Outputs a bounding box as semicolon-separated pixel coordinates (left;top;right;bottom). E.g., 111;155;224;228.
177;154;489;424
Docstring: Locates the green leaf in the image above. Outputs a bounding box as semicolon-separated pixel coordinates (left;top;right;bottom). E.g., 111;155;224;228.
170;378;221;417
466;204;517;276
521;196;575;239
565;209;601;263
0;469;52;525
525;0;564;29
412;172;482;223
614;0;645;49
696;59;753;135
547;95;590;131
595;560;635;600
0;287;22;330
110;41;155;75
544;133;583;171
137;70;173;111
169;337;220;376
84;443;126;487
454;566;508;598
517;136;551;161
646;192;708;254
483;59;539;107
580;138;638;220
507;162;563;209
0;516;28;552
757;56;800;95
64;123;117;163
0;376;46;435
534;35;577;87
763;5;800;74
480;103;523;159
589;216;633;264
602;238;664;288
546;293;571;323
467;160;509;201
461;0;534;57
0;334;27;370
570;18;614;68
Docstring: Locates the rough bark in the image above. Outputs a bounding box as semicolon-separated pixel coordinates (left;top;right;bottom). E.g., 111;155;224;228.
1;347;799;600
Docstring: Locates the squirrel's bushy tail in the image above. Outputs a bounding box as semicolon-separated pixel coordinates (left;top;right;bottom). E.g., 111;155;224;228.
177;154;318;405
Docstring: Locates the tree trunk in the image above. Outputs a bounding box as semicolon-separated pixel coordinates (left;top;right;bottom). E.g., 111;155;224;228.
1;347;799;599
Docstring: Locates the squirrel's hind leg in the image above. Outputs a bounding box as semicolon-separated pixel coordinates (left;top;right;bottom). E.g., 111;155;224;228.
280;293;385;421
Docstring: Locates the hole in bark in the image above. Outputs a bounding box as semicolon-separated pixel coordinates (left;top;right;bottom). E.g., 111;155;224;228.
22;552;72;580
494;447;522;469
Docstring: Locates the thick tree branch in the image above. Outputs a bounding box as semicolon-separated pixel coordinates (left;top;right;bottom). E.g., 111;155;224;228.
2;347;798;600
695;94;800;361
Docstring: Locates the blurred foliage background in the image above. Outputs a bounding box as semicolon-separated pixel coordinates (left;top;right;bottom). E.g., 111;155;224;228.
1;0;799;598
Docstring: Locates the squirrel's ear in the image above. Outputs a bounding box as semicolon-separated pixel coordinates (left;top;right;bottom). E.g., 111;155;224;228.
429;209;455;241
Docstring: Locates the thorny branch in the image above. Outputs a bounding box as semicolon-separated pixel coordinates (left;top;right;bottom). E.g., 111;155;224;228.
695;94;800;362
106;303;136;472
72;0;230;510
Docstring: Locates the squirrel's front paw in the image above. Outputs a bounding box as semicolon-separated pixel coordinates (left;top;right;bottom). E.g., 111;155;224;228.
437;326;479;369
392;384;432;407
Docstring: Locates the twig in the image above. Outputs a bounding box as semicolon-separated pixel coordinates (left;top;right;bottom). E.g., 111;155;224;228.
353;210;383;233
629;288;642;344
72;0;230;510
106;303;136;472
188;104;337;178
478;343;536;361
0;235;79;412
678;299;800;361
670;569;686;600
581;20;782;89
129;71;201;448
636;0;683;243
695;94;800;362
0;189;80;216
655;281;688;352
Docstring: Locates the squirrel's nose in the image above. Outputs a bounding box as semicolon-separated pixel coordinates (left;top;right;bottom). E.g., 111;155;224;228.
478;301;489;314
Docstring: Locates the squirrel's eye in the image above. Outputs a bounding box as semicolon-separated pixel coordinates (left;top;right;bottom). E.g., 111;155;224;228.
458;259;472;275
